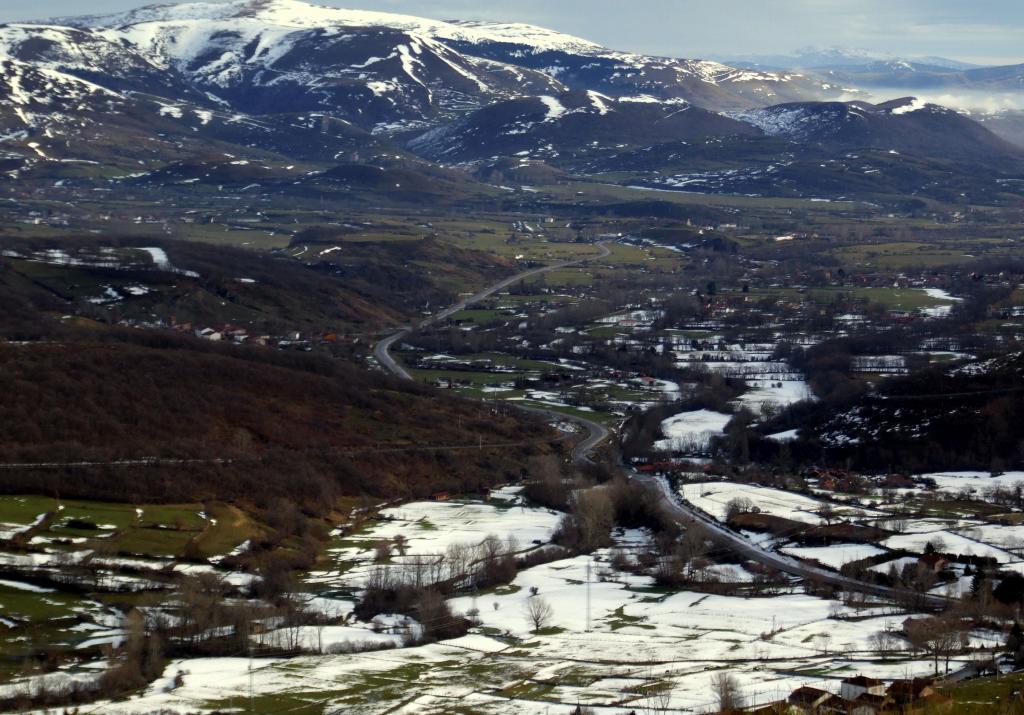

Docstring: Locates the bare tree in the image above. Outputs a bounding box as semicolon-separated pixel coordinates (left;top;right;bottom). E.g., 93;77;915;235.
373;539;392;563
869;630;898;660
815;632;833;655
575;488;615;552
710;671;744;712
524;594;554;633
818;503;837;525
724;497;754;523
906;616;970;675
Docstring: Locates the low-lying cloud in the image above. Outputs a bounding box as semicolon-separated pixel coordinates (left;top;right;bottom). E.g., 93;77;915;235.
847;88;1024;114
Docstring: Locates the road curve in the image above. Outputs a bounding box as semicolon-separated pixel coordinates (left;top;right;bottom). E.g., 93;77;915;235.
373;242;613;463
633;473;950;609
512;405;610;465
374;243;949;606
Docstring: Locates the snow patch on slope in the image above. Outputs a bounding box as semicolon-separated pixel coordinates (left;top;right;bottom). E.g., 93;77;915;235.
538;95;566;121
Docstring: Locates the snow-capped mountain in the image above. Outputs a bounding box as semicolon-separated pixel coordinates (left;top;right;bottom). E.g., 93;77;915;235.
723;47;1024;98
54;0;838;118
57;1;604;55
0;0;1020;203
0;0;845;172
57;1;568;132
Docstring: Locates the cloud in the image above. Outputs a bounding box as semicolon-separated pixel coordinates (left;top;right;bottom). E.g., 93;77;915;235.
863;89;1024;115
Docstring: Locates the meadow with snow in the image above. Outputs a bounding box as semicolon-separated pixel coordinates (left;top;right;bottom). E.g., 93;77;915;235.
38;483;1001;714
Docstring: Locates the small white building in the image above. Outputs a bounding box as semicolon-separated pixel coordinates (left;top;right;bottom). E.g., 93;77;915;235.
841;675;886;701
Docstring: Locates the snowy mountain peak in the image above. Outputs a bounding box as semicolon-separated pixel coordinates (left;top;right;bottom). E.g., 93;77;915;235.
59;0;604;55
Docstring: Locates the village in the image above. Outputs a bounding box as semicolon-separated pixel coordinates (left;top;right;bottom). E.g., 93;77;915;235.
3;161;1024;713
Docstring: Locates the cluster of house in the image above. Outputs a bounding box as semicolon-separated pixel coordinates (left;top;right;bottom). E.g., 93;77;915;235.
749;675;949;714
190;324;259;344
167;321;342;350
801;467;924;493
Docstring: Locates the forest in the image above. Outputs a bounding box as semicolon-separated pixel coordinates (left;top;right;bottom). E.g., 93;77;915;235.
0;330;562;510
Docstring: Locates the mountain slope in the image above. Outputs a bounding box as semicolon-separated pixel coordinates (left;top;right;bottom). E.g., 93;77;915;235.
439;35;839;111
778;353;1024;471
64;0;837;115
0;334;558;506
730;98;1023;162
409;90;761;162
585;98;1024;202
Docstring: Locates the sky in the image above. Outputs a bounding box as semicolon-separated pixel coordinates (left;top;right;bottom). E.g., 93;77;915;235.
5;0;1024;66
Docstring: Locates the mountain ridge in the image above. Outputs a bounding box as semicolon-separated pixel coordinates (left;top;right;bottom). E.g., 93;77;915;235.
1;0;1021;203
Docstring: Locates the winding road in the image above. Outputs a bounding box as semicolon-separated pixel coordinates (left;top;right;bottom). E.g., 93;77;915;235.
373;241;611;464
373;241;949;607
633;473;950;609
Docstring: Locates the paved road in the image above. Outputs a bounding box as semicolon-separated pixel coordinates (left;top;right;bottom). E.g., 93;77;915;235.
373;242;613;462
374;243;949;605
374;242;611;379
512;404;610;465
632;472;950;609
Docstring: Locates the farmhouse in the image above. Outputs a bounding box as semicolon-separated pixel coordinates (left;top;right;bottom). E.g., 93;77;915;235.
840;675;886;701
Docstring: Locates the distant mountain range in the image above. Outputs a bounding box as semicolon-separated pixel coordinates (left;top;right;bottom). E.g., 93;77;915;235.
0;0;1021;203
721;47;981;72
722;47;1024;94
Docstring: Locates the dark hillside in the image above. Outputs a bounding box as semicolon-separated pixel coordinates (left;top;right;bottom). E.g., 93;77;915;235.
0;333;560;509
0;234;513;338
761;352;1024;472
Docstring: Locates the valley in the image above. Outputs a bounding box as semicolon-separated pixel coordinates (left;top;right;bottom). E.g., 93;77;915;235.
1;1;1024;713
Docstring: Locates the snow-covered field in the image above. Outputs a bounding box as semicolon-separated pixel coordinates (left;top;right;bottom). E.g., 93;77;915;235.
921;470;1024;495
679;482;856;525
654;409;732;452
782;543;887;569
5;485;1008;714
883;531;1017;563
734;378;813;413
920;288;961;318
90;543;949;715
307;487;563;592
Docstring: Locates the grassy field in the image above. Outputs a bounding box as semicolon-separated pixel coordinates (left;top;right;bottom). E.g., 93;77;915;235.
1;496;255;560
544;181;877;212
941;672;1024;713
0;495;58;527
448;308;516;326
831;241;984;269
747;286;952;311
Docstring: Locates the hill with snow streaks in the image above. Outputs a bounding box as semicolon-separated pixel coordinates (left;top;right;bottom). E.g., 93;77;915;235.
0;0;1020;203
55;0;836;115
729;98;1022;161
59;2;567;132
409;90;760;162
0;0;836;175
778;352;1024;472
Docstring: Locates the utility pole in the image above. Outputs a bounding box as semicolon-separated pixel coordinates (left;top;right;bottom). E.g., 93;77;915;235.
585;558;592;632
248;641;254;712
